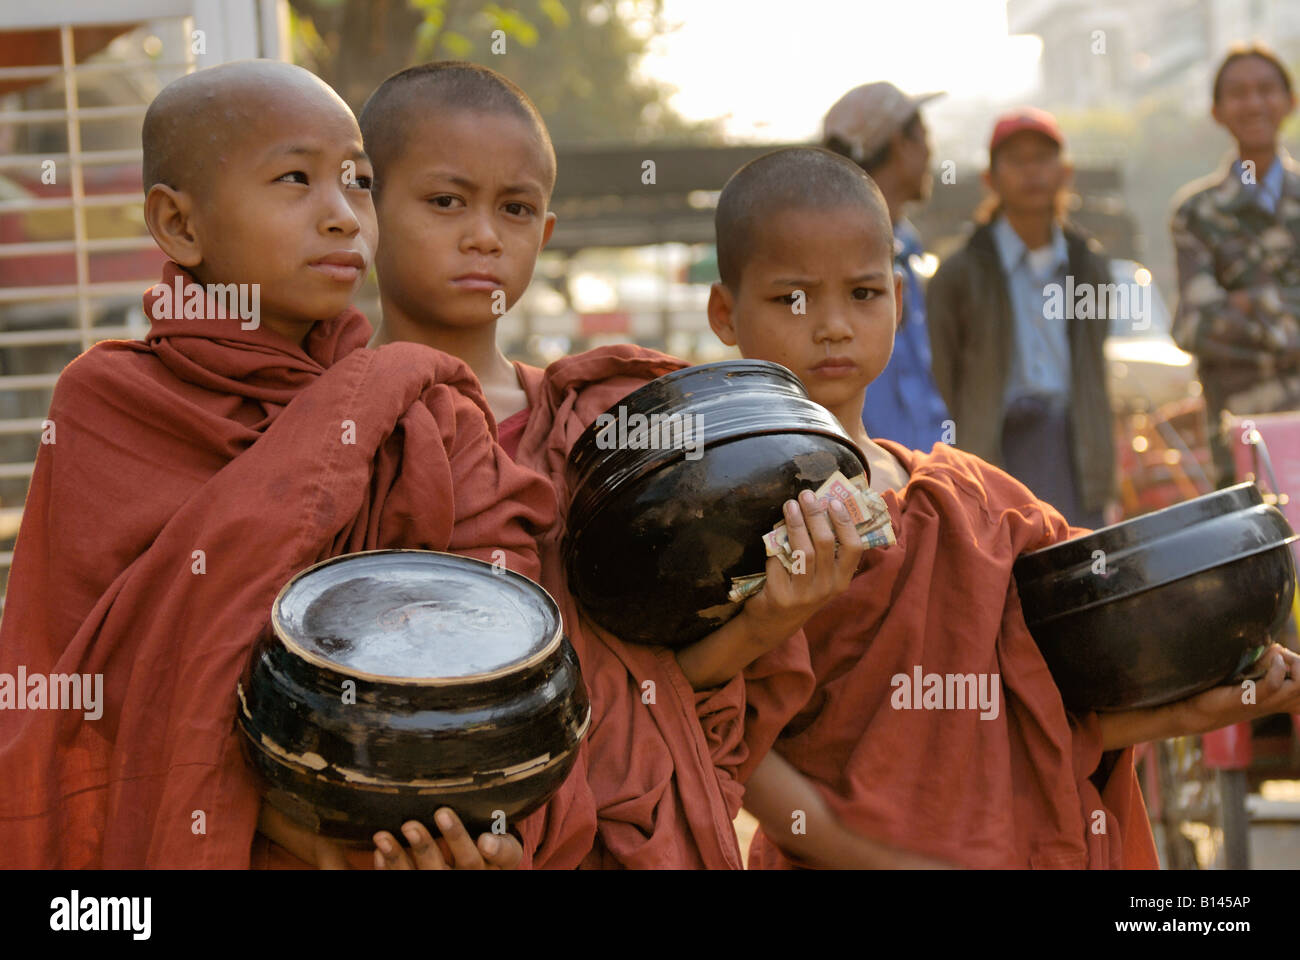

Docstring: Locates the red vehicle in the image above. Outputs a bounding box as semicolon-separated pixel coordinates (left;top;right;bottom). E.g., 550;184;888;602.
1124;406;1300;869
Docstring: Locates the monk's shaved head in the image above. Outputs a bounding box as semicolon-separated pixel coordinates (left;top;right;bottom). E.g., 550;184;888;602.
715;147;893;290
142;59;355;193
359;60;555;194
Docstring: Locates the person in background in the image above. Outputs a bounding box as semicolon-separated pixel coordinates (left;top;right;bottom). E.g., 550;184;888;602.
1170;43;1300;487
823;82;950;452
927;108;1115;529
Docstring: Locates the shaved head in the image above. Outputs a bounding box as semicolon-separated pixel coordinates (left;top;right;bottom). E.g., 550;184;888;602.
142;59;355;193
715;147;893;290
359;60;555;195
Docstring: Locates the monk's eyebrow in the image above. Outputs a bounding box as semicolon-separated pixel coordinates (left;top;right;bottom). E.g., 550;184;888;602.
260;144;368;163
262;144;322;161
416;172;542;197
418;172;477;190
768;270;888;287
499;181;545;197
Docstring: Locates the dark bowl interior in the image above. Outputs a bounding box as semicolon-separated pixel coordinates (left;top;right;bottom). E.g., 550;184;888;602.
237;550;590;842
1013;484;1298;712
564;360;869;648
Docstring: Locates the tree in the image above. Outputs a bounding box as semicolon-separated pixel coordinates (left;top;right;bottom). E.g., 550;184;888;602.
287;0;720;145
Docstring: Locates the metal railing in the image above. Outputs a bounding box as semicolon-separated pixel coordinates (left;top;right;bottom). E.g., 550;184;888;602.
0;17;197;597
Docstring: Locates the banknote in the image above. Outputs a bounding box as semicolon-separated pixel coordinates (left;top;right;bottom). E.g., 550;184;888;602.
727;573;768;603
734;469;897;602
763;470;891;558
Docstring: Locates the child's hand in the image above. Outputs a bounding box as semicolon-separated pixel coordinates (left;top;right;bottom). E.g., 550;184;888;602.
1175;643;1300;734
1100;643;1300;750
739;489;865;646
674;489;865;689
372;807;522;870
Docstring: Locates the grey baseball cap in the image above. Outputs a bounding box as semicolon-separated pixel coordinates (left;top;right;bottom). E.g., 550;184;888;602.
823;82;944;162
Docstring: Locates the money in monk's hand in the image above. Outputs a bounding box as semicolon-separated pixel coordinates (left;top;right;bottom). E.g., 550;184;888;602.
762;471;894;559
734;470;897;601
727;572;768;603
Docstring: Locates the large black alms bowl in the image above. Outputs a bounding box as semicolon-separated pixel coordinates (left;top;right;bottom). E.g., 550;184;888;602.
1013;483;1297;712
564;360;869;648
237;550;591;843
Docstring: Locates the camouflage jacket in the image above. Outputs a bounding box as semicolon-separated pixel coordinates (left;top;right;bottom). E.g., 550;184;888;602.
1170;150;1300;411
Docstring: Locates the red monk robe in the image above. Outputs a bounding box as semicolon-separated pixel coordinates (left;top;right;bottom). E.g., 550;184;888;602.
748;439;1160;870
0;262;592;869
507;345;814;869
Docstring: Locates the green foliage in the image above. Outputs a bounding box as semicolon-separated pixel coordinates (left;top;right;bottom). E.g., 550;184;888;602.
287;0;718;145
483;4;540;46
538;0;570;28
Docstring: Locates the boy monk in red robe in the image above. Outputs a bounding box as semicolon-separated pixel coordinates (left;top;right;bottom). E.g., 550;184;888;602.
0;60;583;870
359;62;850;867
705;146;1300;869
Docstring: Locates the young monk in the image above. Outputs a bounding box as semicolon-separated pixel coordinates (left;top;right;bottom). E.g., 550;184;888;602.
0;60;565;870
359;62;853;867
705;146;1300;869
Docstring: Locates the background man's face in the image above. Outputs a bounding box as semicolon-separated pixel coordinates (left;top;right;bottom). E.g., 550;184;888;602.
1213;55;1295;153
987;131;1067;218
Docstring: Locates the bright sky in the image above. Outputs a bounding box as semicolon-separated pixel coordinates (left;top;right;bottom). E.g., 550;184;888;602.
640;0;1043;142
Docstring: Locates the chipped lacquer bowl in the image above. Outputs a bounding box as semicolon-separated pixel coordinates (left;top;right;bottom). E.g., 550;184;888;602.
237;550;590;843
1013;483;1297;712
564;359;870;648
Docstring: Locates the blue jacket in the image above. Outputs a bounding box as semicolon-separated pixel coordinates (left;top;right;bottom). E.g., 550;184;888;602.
862;219;951;450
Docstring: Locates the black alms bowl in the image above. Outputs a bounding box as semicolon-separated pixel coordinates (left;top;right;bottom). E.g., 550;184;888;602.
564;359;870;648
1013;483;1298;713
237;550;590;843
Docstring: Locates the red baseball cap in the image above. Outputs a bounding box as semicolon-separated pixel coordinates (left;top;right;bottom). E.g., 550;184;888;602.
988;107;1065;158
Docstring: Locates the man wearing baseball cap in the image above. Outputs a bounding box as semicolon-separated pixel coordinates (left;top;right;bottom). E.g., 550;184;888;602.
926;107;1116;528
823;82;950;453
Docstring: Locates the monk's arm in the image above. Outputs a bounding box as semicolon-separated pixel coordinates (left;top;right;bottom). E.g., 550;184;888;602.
1098;643;1300;751
257;801;350;869
675;605;796;689
744;751;958;869
1096;704;1188;752
676;494;863;689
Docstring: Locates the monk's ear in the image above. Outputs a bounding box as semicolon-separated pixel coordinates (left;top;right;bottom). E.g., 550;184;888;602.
144;184;202;268
539;210;558;251
707;281;739;347
893;269;904;331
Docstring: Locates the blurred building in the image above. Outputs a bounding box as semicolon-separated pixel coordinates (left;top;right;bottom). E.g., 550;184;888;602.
1008;0;1300;111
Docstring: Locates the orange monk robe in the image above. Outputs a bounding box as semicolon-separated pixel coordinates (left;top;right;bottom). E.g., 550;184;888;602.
748;439;1160;870
512;346;815;869
0;261;590;869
